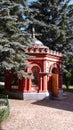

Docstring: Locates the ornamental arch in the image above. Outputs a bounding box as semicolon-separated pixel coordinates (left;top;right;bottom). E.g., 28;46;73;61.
49;63;60;74
31;65;40;92
5;38;63;100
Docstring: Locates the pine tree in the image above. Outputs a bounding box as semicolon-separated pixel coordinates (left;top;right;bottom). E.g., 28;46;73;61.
0;0;31;80
62;3;73;87
26;0;73;86
26;0;73;51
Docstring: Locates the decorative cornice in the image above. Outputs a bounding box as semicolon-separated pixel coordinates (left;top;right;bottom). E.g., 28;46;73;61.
25;46;62;57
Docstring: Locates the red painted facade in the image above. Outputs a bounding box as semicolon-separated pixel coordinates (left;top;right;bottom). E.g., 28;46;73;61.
5;39;63;99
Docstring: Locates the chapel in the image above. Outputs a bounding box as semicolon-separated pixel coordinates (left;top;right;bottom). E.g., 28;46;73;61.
5;37;63;100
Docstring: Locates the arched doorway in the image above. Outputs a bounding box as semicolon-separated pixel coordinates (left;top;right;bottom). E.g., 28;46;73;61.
31;66;40;92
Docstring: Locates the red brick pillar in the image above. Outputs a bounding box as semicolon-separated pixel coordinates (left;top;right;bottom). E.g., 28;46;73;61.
23;78;28;92
59;74;62;90
43;60;46;72
39;75;43;92
48;74;52;92
52;74;59;97
28;79;31;92
42;74;48;92
28;73;32;92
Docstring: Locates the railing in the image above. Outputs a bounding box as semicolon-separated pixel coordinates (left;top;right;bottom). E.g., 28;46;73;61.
0;95;10;122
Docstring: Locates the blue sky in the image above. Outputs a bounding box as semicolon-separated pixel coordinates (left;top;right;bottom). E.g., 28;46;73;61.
70;0;73;4
69;0;73;4
28;0;73;4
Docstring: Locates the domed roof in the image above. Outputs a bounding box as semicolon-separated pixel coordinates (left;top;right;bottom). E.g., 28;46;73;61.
30;38;43;46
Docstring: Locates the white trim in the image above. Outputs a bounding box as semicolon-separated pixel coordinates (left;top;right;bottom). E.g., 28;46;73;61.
23;92;49;100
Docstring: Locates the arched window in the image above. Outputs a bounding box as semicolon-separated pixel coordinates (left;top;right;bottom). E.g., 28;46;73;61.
52;68;58;74
31;66;40;87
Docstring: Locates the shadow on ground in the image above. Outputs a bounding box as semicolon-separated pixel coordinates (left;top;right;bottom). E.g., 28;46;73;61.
63;88;73;93
31;92;73;112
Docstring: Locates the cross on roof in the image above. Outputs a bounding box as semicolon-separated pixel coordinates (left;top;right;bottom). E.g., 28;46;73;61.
32;27;42;39
32;27;35;39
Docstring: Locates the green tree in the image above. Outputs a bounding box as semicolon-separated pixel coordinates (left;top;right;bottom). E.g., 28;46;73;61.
26;0;71;50
25;0;73;87
0;0;31;80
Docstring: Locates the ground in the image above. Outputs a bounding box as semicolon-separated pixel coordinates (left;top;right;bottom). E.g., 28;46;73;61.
1;92;73;130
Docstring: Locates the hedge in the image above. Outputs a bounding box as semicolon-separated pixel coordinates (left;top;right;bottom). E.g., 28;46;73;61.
0;95;10;122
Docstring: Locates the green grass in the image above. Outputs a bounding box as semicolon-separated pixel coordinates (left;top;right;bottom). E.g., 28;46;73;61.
0;106;10;122
63;85;73;93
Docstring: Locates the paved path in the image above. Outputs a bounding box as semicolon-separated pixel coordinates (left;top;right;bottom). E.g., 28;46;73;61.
1;92;73;130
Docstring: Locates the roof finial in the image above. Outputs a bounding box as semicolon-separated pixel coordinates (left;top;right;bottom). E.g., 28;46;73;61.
32;26;35;39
